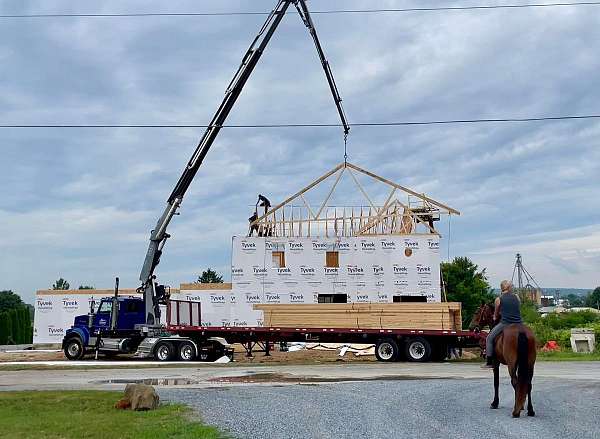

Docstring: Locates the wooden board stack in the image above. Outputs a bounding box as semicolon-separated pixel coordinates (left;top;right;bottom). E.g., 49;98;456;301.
254;303;462;331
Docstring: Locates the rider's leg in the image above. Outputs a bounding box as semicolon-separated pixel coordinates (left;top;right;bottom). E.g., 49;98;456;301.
484;323;506;366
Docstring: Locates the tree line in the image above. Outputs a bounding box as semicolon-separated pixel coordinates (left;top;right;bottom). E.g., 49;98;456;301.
0;291;33;344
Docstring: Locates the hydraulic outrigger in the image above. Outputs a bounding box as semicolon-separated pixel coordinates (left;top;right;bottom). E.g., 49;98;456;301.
137;0;350;325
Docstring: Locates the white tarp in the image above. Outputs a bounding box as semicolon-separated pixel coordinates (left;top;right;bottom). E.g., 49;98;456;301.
180;235;441;327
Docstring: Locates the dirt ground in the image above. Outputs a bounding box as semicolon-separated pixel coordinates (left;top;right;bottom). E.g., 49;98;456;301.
0;344;479;364
0;350;65;362
0;345;376;364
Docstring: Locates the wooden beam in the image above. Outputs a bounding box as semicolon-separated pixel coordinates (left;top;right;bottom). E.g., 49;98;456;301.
251;162;345;225
346;162;460;215
315;166;345;219
299;193;316;220
356;188;397;234
347;167;378;212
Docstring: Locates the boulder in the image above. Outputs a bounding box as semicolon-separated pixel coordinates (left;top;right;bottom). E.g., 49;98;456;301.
115;383;159;411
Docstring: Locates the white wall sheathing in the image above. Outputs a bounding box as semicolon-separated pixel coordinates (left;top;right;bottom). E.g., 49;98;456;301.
180;235;441;327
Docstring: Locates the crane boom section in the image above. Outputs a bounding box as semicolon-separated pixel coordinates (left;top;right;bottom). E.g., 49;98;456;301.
138;0;350;324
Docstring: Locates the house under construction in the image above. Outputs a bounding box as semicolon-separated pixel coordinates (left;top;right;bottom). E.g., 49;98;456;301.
191;162;460;328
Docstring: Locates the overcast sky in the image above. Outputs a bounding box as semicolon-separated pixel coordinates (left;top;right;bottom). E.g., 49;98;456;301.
2;0;600;303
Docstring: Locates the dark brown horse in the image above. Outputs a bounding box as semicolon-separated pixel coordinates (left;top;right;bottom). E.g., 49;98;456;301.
471;303;537;418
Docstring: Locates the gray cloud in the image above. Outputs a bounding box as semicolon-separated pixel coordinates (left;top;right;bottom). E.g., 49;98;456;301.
2;0;600;301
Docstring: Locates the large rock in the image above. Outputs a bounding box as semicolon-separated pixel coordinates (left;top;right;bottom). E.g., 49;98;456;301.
115;383;160;411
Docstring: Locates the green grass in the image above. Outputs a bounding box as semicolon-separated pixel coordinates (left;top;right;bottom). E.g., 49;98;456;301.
536;350;600;361
0;391;225;439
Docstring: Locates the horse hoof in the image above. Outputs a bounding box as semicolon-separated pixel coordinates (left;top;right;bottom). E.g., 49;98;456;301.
528;410;535;417
490;403;499;409
512;412;521;418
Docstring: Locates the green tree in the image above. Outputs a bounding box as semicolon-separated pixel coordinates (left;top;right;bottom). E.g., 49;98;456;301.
520;298;541;325
20;307;32;343
8;309;20;344
0;290;24;314
52;278;70;290
566;293;584;307
197;268;224;284
78;285;95;290
441;257;495;327
0;312;10;344
585;287;600;309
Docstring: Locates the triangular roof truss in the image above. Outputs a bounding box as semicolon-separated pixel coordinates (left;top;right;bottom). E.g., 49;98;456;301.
249;162;459;238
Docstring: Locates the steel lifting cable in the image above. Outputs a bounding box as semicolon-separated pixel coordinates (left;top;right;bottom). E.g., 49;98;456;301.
343;132;348;165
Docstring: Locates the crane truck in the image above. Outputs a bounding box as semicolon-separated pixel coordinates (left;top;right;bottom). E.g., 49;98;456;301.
61;0;485;363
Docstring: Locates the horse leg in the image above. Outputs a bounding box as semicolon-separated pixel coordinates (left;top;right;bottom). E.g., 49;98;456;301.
490;361;499;409
527;366;535;417
508;365;522;418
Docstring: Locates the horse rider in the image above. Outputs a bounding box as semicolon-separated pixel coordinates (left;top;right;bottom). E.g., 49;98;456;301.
483;280;522;368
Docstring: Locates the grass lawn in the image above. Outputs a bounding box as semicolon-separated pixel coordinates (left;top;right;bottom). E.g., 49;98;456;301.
450;350;600;362
0;391;224;439
536;350;600;361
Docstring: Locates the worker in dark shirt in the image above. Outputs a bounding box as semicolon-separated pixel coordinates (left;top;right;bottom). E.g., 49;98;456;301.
483;280;522;368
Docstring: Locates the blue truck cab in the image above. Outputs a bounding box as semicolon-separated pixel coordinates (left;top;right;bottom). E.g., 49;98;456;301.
62;295;232;362
62;296;147;360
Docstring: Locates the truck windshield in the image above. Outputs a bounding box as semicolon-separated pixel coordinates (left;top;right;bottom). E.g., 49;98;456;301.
98;301;113;313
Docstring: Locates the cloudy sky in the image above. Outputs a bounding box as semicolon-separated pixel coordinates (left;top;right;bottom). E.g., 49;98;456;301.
2;0;600;303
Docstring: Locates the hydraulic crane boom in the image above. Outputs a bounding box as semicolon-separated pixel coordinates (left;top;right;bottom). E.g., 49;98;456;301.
138;0;350;325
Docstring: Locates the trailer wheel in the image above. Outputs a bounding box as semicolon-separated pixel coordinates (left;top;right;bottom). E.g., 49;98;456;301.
154;341;174;362
63;337;85;360
178;341;196;361
405;337;432;362
375;338;399;362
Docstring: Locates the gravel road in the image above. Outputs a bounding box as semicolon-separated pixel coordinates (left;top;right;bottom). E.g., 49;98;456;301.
161;378;600;439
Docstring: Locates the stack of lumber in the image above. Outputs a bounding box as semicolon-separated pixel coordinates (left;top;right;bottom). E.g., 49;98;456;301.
254;303;462;331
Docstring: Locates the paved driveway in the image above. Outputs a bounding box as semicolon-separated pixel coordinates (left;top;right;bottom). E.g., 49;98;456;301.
161;378;600;439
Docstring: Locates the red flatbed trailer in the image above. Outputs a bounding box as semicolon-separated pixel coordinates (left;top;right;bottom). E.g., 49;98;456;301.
166;300;486;362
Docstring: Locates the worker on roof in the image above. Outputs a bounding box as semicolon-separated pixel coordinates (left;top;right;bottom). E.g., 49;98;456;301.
483;280;522;368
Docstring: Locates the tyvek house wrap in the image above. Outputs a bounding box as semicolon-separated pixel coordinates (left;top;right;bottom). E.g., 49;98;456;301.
180;235;441;327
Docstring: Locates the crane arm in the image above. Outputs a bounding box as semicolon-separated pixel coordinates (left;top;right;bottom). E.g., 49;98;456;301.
294;1;350;137
138;0;350;324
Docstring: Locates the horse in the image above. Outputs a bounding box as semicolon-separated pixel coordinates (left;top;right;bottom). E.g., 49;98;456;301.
470;303;537;418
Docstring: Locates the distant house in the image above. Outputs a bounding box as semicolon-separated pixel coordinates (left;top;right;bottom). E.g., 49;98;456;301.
540;295;555;307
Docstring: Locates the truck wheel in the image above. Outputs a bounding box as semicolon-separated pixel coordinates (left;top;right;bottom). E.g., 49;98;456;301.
405;337;432;362
154;341;174;361
375;338;399;362
64;337;85;360
178;341;196;361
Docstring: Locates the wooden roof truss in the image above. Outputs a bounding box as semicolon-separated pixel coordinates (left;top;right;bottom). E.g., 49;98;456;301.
249;162;460;238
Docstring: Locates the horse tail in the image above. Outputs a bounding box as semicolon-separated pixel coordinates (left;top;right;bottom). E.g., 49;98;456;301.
517;331;529;385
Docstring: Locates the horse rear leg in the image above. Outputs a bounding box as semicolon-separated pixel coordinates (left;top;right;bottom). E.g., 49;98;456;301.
527;367;535;417
490;361;499;409
508;365;523;418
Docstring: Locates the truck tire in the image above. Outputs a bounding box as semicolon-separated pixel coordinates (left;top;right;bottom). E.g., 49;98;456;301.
405;337;432;362
154;341;174;361
64;337;85;360
375;338;399;362
178;341;196;361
